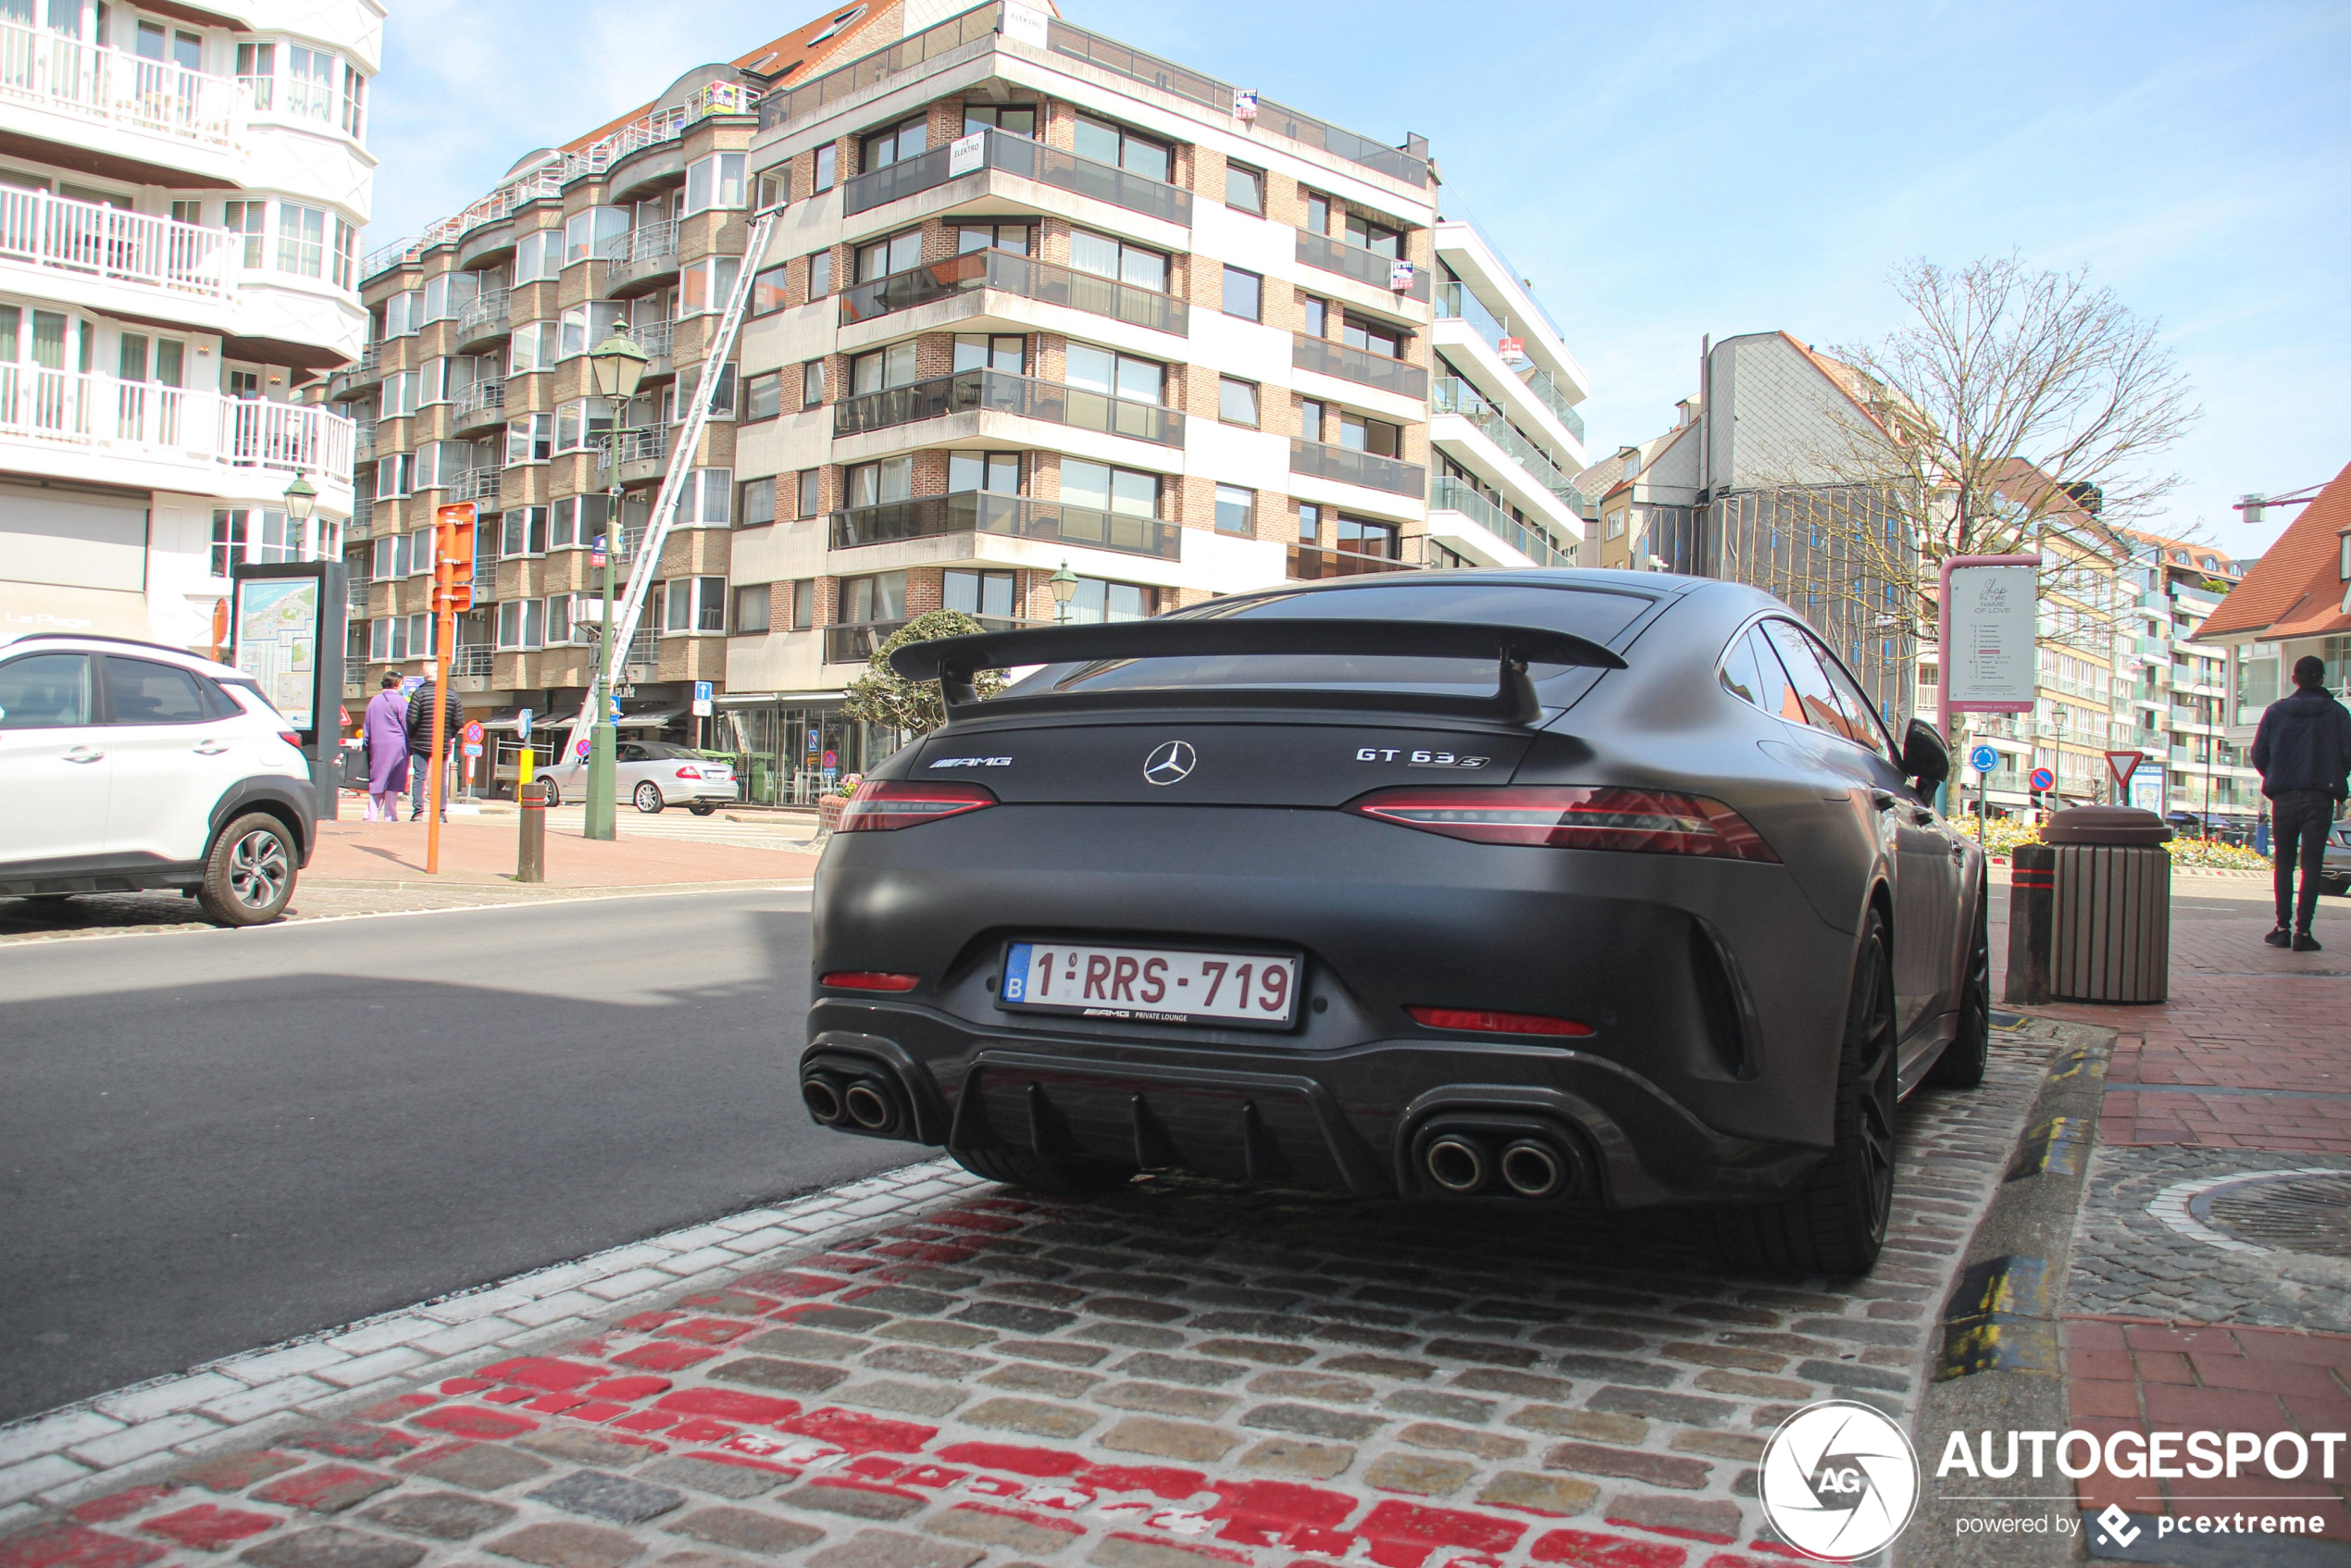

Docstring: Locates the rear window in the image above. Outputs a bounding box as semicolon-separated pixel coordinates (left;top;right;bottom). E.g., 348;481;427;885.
1011;582;1659;704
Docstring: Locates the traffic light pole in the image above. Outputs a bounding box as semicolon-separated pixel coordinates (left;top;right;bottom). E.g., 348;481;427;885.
584;528;616;841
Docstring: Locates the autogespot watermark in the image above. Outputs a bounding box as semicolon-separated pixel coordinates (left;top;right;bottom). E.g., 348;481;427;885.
1759;1407;2345;1560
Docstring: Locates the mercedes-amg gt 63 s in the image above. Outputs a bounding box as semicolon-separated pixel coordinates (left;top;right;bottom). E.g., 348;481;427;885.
802;570;1989;1274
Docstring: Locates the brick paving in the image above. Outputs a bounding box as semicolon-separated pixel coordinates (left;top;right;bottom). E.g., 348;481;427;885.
0;1037;2051;1568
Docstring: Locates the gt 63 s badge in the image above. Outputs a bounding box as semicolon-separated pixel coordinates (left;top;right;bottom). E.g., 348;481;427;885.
1356;747;1488;769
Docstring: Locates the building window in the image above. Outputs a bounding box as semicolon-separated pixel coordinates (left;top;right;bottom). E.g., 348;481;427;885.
954;333;1025;374
1214;485;1254;536
1299;397;1325;442
1332;514;1399;557
235;42;273;108
559;302;625;359
682;468;733;528
375;452;412;497
1342;314;1404;359
1062;577;1157;625
953;222;1029;255
744;371;783;422
1069;230;1167;292
550;493;612;550
505;413;553;465
751;265;790;315
944;568;1016;620
1061;459;1157;518
661;576;728;634
849;341;919;394
806;251;833;299
791;579;816;629
510;322;558;374
739;477;777;527
856;230;921;282
341;64;367;139
1064;342;1158;402
275;203;326;277
683;153;747;214
679;256;741;316
1072;114;1171;181
1218;378;1260;426
802;359;827;407
840;571;906;624
563;205;628;266
332;218;357;288
554;397;616;453
496;598;544;650
501;507;550;557
284;44;335;119
1338;411;1402;458
1225;162;1264;215
845;456;913;508
813;143;838;192
964;104;1036;137
514;230;562;282
1345;211;1403;257
209;509;248;578
1302;296;1327;338
797;469;822;518
1222;266;1263;321
860;115;927;171
1305;192;1330;234
733;584;771;634
947;451;1020;494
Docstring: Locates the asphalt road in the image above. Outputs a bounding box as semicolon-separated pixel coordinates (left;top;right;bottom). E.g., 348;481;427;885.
0;889;908;1425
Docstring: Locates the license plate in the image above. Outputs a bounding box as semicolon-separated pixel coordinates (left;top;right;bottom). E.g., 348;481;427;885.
1000;940;1301;1028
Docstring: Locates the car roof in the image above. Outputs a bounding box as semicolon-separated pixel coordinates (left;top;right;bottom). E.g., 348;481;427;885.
2;632;243;679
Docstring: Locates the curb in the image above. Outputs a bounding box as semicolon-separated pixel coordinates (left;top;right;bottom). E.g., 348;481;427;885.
1905;1015;2116;1567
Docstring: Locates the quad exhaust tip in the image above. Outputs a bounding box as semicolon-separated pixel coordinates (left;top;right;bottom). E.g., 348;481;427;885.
802;1074;846;1124
1499;1139;1566;1198
802;1065;905;1136
1415;1120;1587;1200
842;1080;895;1131
1424;1136;1488;1193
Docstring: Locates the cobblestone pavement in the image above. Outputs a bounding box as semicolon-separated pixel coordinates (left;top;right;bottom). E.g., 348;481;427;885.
0;1038;2053;1568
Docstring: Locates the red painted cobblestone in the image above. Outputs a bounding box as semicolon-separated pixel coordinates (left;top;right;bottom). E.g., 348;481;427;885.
134;1507;280;1551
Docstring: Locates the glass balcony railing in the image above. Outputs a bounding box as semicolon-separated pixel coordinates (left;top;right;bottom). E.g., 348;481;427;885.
1296;230;1431;302
843;127;1190;226
1427;476;1575;568
454;288;510;343
1290;334;1428;399
822;613;1037;665
1434;280;1585;442
833;367;1182;445
1289;437;1425;497
1431;378;1582;502
840;246;1188;335
830;490;1182;559
599;427;667;470
1287;541;1420;580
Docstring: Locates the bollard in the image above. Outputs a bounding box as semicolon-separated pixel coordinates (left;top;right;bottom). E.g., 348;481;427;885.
2004;841;2054;1005
517;779;547;883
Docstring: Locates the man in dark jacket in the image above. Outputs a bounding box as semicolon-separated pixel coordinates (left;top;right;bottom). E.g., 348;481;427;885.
405;677;467;822
2250;654;2351;950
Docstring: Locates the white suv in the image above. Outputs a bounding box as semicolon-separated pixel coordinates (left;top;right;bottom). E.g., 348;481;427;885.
0;634;317;926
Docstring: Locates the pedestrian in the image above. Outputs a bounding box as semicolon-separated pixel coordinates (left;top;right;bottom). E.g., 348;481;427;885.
2249;654;2351;952
404;675;466;823
361;671;409;822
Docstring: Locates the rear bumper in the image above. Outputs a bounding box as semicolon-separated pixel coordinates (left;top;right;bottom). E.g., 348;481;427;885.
803;1001;1827;1208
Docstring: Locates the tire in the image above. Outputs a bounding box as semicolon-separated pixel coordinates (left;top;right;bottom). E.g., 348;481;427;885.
24;894;73;907
196;813;297;927
1710;905;1898;1276
951;1146;1131;1199
1925;870;1991;1089
633;781;665;814
539;780;561;808
688;801;715;816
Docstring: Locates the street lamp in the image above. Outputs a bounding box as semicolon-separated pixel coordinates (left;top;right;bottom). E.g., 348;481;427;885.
1048;561;1077;624
282;475;317;523
580;326;646;842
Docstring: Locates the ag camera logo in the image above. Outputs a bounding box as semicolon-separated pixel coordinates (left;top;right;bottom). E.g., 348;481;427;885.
1760;1400;1921;1561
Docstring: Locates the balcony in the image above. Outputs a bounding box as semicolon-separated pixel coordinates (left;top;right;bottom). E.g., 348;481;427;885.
604;220;680;295
1;366;354;485
1431;378;1582;501
1296;230;1431;304
842;127;1191;227
453;288;510;349
1287;541;1419;580
1291;333;1427;400
840;247;1187;337
0;187;234;306
833;367;1182;446
1427;476;1575;568
453;644;496;679
344;574;371;611
1290;437;1424;498
823;613;1034;666
450;466;502;504
830;490;1181;560
632;318;676;362
1435;281;1585;443
599;426;668;486
450;379;505;434
0;19;239;162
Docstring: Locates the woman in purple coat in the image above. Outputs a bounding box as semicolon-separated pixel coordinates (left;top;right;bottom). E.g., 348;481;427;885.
363;671;411;821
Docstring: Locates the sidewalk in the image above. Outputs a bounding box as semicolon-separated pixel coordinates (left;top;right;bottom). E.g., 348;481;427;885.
2009;876;2351;1557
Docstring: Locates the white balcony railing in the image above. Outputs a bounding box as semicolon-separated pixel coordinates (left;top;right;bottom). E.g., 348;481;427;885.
0;365;353;486
0;185;235;300
0;19;240;152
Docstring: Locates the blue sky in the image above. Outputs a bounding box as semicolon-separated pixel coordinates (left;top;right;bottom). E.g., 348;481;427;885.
367;0;2351;554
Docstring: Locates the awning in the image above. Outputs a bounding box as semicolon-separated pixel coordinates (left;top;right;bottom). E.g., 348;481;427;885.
616;706;683;728
0;582;153;645
715;691;850;706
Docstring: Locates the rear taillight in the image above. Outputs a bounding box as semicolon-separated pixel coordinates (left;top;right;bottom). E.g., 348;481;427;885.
838;779;997;831
820;972;920;991
1407;1006;1594;1038
675;765;702;779
278;731;302;750
1348;787;1778;862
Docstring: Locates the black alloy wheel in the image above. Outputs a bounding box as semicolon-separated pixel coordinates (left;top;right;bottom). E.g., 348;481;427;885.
1925;870;1991;1088
1711;906;1898;1276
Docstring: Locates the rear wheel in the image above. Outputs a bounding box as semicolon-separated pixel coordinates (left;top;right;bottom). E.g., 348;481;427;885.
951;1146;1130;1199
688;801;715;816
633;781;665;814
1710;906;1897;1276
196;813;296;927
539;779;561;808
1924;870;1991;1089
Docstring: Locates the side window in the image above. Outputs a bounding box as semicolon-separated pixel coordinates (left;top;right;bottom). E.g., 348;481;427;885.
1760;620;1860;745
104;657;212;725
0;653;94;729
1719;628;1767;707
1808;631;1900;764
617;742;647;763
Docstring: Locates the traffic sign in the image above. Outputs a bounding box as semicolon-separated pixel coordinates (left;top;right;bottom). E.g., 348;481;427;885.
2104;750;2144;792
692;679;713;717
517;707;533;740
2030;766;2056;792
462;742;482;758
1969;744;1998;774
575;737;591;758
463;719;484;746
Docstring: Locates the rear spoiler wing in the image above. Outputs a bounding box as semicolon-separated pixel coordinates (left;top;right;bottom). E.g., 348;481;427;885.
888;617;1625;726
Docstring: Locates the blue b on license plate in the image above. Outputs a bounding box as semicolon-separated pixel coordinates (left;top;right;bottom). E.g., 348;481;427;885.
1001;940;1300;1027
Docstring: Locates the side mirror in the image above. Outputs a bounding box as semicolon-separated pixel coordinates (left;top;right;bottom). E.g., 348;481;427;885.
1901;717;1949;787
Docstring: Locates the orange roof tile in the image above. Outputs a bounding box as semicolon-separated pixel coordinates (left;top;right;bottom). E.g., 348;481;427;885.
2197;458;2351;641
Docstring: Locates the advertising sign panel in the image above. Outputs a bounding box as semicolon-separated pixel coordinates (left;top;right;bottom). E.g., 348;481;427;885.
1945;563;2039;709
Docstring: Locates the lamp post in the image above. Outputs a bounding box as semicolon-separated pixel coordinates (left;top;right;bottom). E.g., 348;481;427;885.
1047;561;1077;624
581;326;648;841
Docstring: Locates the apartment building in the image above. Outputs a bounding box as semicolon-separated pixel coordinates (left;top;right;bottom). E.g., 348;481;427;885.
2117;530;2260;827
338;0;1591;801
1;0;373;652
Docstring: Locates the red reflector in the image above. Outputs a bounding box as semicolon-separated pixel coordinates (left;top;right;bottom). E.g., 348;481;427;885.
821;971;921;991
838;779;997;831
1348;786;1778;862
1408;1005;1594;1038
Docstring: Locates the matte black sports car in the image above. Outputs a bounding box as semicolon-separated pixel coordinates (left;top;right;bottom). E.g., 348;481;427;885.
802;570;1989;1274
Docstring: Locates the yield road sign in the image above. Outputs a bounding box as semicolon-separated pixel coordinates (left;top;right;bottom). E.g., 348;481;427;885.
2104;750;2144;791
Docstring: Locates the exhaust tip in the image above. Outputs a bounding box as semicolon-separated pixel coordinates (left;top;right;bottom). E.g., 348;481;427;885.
842;1079;897;1131
1424;1135;1488;1193
802;1075;846;1124
1499;1139;1567;1199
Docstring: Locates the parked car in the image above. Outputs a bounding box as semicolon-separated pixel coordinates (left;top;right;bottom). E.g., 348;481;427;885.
2324;819;2351;896
538;740;735;815
0;634;316;926
800;570;1989;1275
